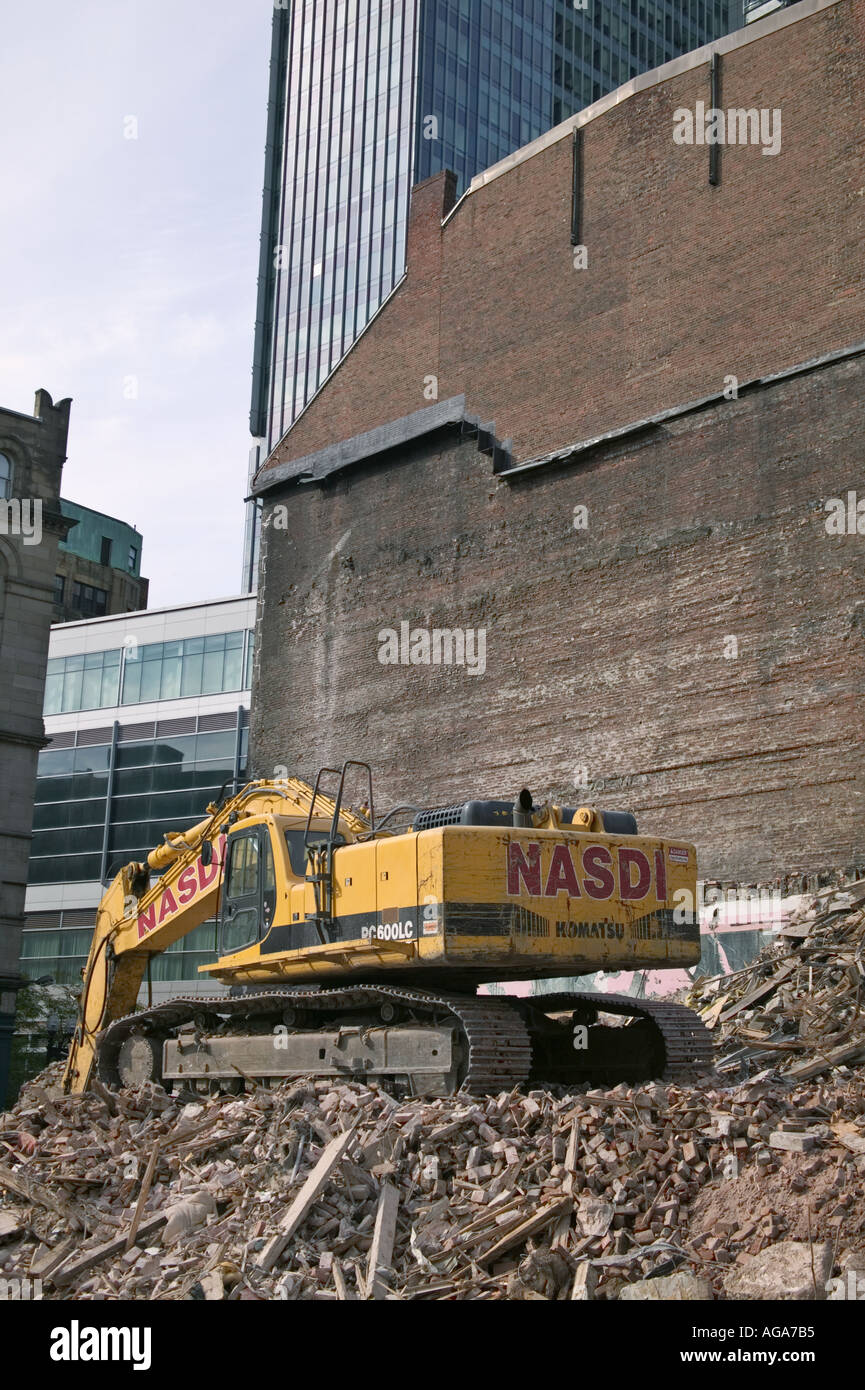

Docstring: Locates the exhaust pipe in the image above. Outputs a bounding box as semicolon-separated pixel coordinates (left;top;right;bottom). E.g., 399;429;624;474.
513;788;534;827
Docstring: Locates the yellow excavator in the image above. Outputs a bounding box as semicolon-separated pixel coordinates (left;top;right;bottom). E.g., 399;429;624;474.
62;761;712;1097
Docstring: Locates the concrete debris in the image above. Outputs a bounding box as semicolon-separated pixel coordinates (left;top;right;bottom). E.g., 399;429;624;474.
723;1240;834;1301
2;1054;865;1300
619;1271;713;1300
0;1211;26;1241
162;1192;217;1245
688;883;865;1082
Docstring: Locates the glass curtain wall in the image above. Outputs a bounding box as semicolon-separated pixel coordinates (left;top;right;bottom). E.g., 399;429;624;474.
43;631;254;716
30;727;249;885
266;0;420;446
20;921;219;987
414;0;556;189
553;0;739;120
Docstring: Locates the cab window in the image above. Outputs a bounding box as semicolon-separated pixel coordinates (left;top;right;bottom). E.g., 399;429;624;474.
227;835;259;898
284;829;346;876
263;838;276;896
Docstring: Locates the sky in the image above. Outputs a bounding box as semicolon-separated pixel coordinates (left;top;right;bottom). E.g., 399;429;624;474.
0;0;273;607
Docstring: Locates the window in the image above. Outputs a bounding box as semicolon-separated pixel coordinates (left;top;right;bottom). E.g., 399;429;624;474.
227;835;259;899
0;453;11;499
284;828;344;876
284;830;309;876
43;649;121;715
43;629;251;713
149;921;219;981
100;537;112;566
19;929;93;986
70;582;109;618
53;574;65;605
121;631;248;706
128;546;138;572
221;831;264;953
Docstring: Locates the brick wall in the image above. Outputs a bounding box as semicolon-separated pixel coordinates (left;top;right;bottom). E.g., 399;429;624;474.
260;0;865;480
251;0;865;882
253;350;865;880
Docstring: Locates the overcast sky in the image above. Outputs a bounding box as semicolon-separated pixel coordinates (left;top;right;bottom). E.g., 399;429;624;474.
1;0;272;607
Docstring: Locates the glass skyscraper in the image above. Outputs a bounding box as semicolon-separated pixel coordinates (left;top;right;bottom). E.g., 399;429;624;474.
242;0;742;589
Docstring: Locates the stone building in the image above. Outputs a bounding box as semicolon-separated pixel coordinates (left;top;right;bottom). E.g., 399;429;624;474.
53;499;148;623
249;0;865;886
0;389;71;1098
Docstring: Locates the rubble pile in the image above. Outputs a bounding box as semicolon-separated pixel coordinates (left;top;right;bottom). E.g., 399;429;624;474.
688;882;865;1081
2;1060;865;1300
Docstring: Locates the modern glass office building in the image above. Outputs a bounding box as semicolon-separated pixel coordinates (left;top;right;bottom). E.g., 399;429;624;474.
242;0;743;588
22;595;256;996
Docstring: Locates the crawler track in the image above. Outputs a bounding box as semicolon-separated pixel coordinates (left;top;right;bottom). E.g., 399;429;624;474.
529;991;716;1081
96;984;712;1095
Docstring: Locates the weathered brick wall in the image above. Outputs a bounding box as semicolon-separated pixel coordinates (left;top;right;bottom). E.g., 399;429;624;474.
252;353;865;881
260;0;865;479
251;0;865;882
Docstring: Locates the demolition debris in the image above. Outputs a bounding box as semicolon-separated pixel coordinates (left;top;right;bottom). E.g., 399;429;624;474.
1;1066;864;1300
1;884;864;1302
688;880;865;1081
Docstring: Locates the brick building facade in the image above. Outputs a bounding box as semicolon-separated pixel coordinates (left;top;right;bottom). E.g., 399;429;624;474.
0;390;71;1098
250;0;865;885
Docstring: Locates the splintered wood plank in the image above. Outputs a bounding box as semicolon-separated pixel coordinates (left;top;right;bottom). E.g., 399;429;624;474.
366;1182;399;1300
0;1162;78;1223
333;1259;351;1301
565;1118;581;1171
477;1197;572;1265
571;1262;598;1300
701;997;728;1029
719;963;796;1022
125;1139;162;1252
258;1125;358;1272
29;1239;76;1278
52;1213;169;1288
785;1039;865;1081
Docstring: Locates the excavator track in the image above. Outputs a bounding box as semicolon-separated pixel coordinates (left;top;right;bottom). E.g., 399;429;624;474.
529;991;716;1082
96;985;533;1096
95;983;712;1095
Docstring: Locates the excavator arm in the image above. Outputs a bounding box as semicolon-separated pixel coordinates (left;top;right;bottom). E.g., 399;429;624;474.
62;777;368;1093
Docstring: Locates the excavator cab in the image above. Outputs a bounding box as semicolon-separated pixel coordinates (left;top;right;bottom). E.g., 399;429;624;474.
216;809;355;965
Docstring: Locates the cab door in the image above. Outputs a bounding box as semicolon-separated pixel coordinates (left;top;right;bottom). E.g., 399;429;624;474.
219;825;276;955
